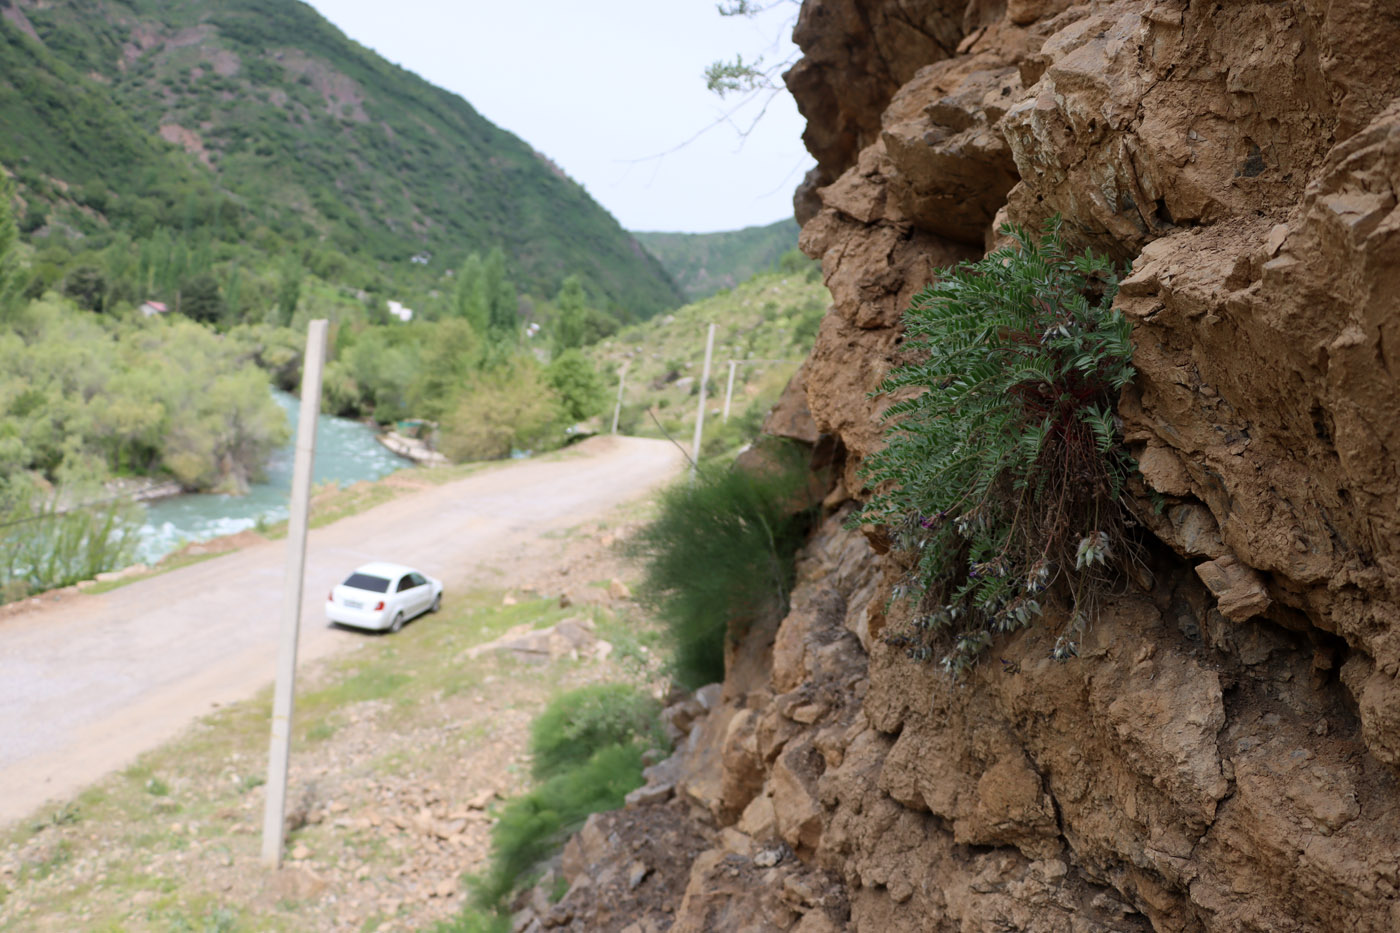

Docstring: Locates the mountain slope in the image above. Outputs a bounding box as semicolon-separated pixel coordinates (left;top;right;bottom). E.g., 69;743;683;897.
634;218;800;301
0;0;681;315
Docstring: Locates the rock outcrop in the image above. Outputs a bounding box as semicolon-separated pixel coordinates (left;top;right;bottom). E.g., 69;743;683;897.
544;1;1400;930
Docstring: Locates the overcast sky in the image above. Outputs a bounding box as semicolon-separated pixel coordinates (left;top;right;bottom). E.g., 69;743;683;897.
301;0;814;234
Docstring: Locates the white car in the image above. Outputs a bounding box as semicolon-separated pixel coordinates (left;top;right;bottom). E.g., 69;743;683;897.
326;562;443;633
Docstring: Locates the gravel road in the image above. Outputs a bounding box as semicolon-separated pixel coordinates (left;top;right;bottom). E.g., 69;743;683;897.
0;435;684;826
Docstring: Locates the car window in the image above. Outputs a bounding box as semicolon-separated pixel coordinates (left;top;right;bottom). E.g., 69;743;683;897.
396;576;414;592
409;573;426;587
344;573;389;593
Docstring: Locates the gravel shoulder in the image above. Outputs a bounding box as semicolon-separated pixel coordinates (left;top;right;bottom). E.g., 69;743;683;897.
0;435;684;827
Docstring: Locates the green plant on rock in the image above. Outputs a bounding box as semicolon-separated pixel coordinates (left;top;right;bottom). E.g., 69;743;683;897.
859;219;1135;675
528;683;665;782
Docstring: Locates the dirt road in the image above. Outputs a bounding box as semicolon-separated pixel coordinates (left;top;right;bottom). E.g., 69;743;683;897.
0;436;684;826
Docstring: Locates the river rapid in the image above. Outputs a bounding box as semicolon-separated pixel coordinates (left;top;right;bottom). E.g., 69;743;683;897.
135;390;409;563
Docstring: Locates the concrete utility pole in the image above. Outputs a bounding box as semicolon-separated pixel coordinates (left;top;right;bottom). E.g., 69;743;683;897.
723;360;738;423
262;318;328;868
721;359;802;425
611;361;629;435
689;323;716;484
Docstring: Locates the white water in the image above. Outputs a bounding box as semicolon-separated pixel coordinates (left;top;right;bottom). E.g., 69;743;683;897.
135;390;410;563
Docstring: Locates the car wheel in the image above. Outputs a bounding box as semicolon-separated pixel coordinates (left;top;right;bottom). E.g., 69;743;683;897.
430;593;442;613
389;612;405;634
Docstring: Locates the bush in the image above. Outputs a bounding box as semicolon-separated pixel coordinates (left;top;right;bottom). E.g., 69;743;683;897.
439;360;560;461
475;743;647;908
529;684;665;782
858;219;1135;675
436;682;667;930
0;479;140;600
630;440;816;688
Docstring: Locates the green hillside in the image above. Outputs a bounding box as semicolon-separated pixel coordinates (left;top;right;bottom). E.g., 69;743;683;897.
0;0;681;316
634;218;800;302
587;260;828;457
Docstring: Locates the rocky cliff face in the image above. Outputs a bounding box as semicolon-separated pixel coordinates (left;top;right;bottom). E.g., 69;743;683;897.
525;2;1400;931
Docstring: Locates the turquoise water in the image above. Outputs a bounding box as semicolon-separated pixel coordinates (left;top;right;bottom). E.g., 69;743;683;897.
136;390;410;562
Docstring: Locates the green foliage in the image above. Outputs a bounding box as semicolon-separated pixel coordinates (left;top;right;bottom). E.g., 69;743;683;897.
178;273;224;324
438;359;560;461
429;909;511;933
60;264;106;312
1;0;683;318
630;441;816;688
0;477;140;602
859;220;1135;675
453;248;518;336
411;318;483;421
635;219;801;302
0;171;20;314
588;269;825;454
704;53;768;97
528;684;665;782
0;298;289;491
544;350;607;423
548;275;618;351
475;743;647;908
440;682;666;929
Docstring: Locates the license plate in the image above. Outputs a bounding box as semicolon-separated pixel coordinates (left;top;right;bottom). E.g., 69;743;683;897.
344;599;362;609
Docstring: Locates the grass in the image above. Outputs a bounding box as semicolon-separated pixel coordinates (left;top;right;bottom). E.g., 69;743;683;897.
629;438;817;687
440;684;667;927
587;269;826;459
528;683;664;781
0;583;646;933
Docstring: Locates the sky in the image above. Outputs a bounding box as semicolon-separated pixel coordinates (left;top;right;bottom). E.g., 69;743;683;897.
301;0;815;235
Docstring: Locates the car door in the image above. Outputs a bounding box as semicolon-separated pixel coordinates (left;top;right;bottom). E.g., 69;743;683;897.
393;574;416;617
407;572;432;615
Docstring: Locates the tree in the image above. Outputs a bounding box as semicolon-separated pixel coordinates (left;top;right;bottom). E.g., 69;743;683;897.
551;275;593;351
0;172;22;315
412;318;482;421
482;246;518;334
276;258;302;325
546;349;608;422
180;273;224;324
62;266;108;312
453;252;490;335
454;247;518;338
550;276;621;352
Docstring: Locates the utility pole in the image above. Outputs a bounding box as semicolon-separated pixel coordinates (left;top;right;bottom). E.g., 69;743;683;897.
689;323;715;484
722;360;738;423
261;318;328;868
611;360;629;435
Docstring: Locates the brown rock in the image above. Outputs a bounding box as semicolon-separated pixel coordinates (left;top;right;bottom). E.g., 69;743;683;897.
770;742;825;853
1194;555;1272;622
763;362;822;445
267;866;326;901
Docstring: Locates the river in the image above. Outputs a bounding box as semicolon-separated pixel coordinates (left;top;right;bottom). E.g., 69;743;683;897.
135;390;410;563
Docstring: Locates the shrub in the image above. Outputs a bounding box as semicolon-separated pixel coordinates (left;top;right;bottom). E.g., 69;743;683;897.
859;219;1135;675
0;480;140;600
474;743;647;908
630;440;816;688
529;684;665;782
439;360;560;461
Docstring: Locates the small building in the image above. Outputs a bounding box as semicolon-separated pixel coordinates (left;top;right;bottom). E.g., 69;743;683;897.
139;301;168;318
386;299;413;322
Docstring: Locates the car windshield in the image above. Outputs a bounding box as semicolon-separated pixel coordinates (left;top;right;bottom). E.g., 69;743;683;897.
343;573;390;593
